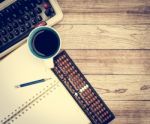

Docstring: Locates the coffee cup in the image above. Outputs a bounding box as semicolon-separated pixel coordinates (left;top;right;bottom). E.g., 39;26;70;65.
27;26;61;68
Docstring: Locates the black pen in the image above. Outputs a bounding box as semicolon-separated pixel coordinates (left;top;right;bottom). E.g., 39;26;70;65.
15;78;51;88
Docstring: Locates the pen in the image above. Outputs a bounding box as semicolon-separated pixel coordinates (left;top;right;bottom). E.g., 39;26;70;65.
15;78;51;88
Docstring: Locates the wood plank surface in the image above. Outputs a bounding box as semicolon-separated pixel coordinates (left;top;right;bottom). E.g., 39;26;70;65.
107;101;150;124
57;0;150;25
86;75;150;101
58;0;150;123
66;50;150;74
59;13;150;25
58;0;150;13
54;25;150;49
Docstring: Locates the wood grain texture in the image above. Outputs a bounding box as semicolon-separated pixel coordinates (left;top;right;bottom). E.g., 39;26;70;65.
57;0;150;25
66;50;150;74
107;101;150;124
58;0;150;13
59;13;150;25
86;75;150;101
54;25;150;49
58;0;150;123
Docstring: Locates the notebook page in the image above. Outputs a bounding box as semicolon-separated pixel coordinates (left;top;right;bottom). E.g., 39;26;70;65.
0;43;90;124
15;81;91;124
0;43;56;123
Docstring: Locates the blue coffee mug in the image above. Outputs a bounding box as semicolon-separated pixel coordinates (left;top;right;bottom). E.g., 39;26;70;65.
27;26;61;68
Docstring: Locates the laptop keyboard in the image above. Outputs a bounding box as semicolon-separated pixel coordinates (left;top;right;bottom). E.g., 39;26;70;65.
0;0;55;53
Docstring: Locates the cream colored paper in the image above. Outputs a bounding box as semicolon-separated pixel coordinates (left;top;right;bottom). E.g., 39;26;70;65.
0;43;90;124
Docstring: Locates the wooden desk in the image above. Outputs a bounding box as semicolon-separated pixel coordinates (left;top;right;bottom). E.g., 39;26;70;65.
55;0;150;123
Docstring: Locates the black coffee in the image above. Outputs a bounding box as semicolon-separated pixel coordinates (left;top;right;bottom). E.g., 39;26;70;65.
31;29;60;58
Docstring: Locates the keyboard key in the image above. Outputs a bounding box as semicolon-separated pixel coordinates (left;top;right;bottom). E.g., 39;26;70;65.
2;37;8;43
12;22;18;28
7;25;13;32
18;19;24;25
1;29;7;35
1;21;6;27
0;12;4;18
25;22;31;29
31;18;37;25
24;6;30;12
29;11;35;17
8;33;14;39
35;7;42;14
12;13;17;19
17;1;23;7
20;26;26;32
4;9;10;15
23;0;28;3
36;15;42;22
10;4;17;11
14;29;20;36
45;8;55;17
30;3;36;8
18;9;24;15
7;17;12;23
36;0;42;4
43;3;50;9
23;15;30;21
34;21;47;28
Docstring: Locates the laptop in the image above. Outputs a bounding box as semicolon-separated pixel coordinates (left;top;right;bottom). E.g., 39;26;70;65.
0;0;63;59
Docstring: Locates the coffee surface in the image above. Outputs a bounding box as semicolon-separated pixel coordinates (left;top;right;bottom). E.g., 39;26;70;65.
32;29;60;58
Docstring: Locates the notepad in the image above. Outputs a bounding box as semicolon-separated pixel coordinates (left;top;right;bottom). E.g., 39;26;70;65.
0;43;90;124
